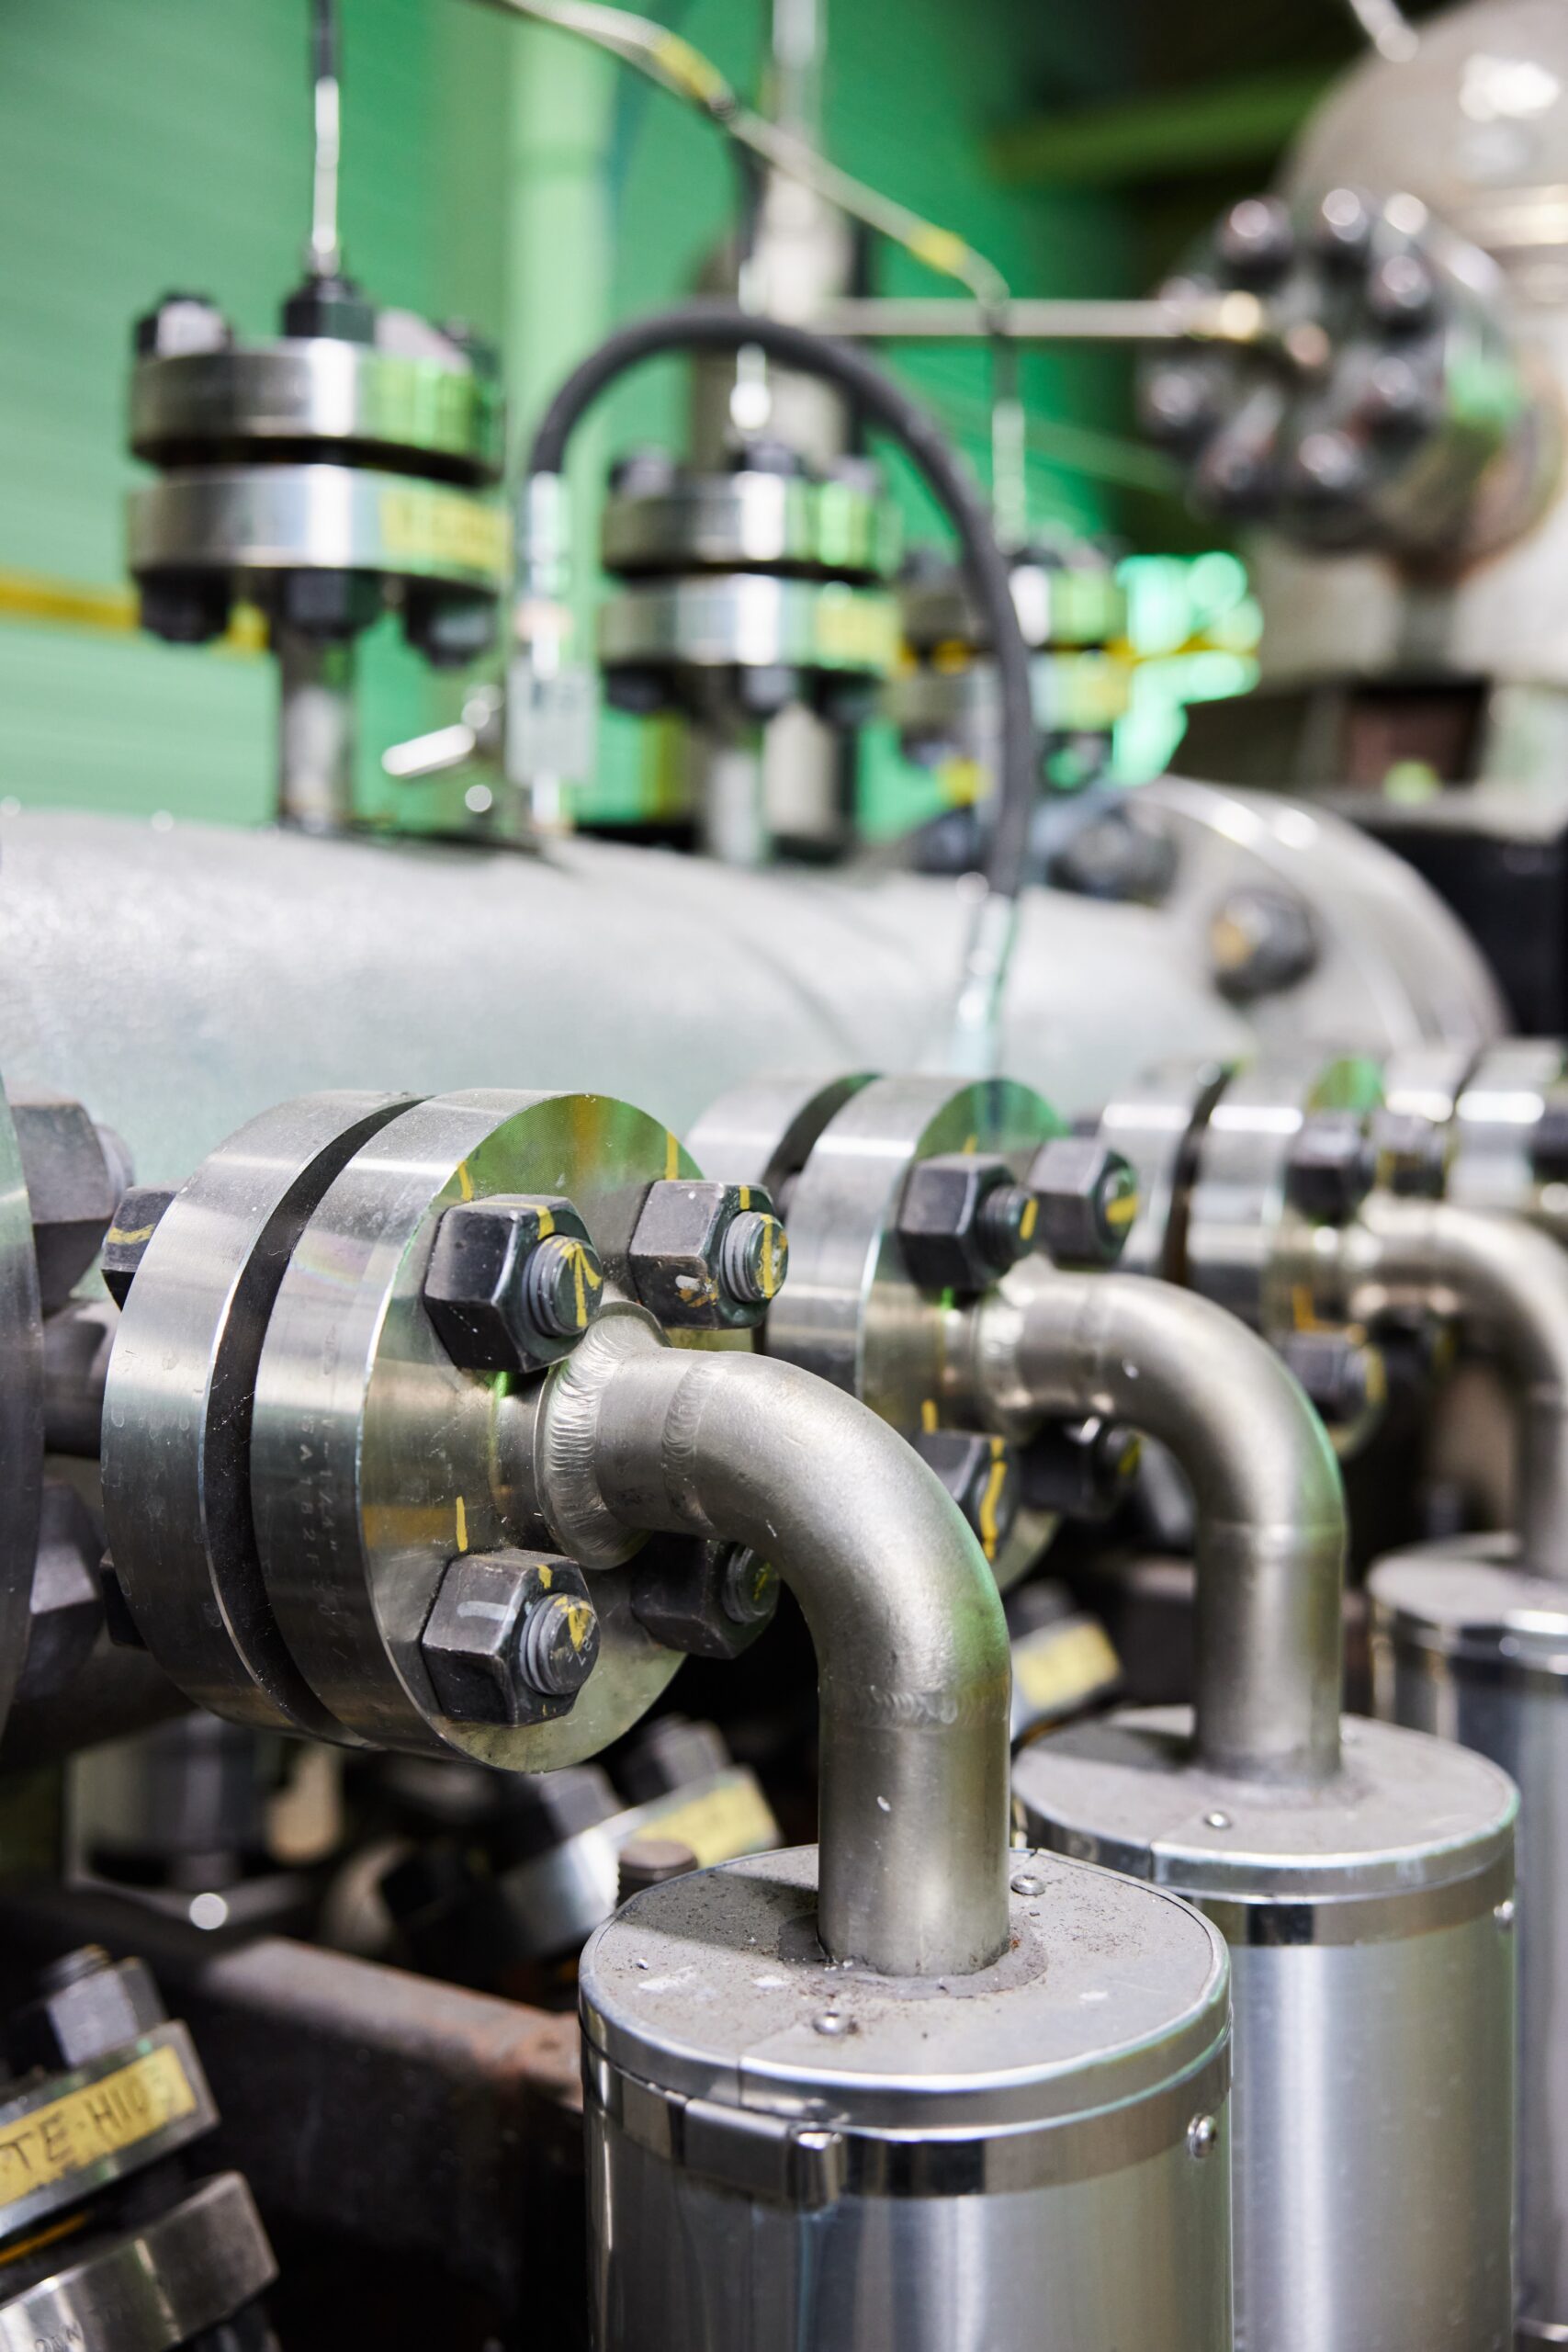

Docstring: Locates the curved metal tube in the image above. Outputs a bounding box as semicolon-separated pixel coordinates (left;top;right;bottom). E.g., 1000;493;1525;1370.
965;1261;1347;1784
535;1320;1011;1977
1356;1194;1568;1579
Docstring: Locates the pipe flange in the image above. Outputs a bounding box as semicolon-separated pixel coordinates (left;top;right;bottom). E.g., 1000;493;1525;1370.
694;1073;1061;1588
102;1091;415;1738
247;1090;702;1763
0;1077;43;1751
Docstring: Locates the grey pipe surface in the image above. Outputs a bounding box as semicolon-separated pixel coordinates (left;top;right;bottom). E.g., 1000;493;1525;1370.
543;1324;1011;1977
966;1261;1347;1783
1356;1193;1568;1579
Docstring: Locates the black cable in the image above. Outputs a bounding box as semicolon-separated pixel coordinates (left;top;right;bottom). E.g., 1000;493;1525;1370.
525;300;1039;902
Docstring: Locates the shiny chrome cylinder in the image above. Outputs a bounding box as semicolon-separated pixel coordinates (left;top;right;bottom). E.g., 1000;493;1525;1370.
581;1845;1234;2352
1371;1539;1568;2344
1016;1708;1517;2352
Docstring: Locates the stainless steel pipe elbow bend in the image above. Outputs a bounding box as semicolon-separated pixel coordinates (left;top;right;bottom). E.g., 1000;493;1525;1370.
967;1261;1347;1784
1354;1193;1568;1578
530;1311;1013;1977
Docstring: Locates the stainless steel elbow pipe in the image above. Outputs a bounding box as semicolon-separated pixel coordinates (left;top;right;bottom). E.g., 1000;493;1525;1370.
533;1319;1013;1977
963;1260;1345;1782
1351;1193;1568;1577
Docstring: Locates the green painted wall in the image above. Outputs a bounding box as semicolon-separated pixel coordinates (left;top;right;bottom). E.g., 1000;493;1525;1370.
0;0;1137;829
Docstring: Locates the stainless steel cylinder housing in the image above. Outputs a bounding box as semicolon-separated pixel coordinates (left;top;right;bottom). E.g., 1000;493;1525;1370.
1370;1536;1568;2343
1015;1706;1517;2352
580;1844;1234;2352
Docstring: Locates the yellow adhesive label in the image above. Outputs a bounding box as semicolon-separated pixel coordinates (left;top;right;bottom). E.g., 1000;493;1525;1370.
377;487;506;580
1015;1619;1121;1717
0;2045;197;2210
648;1777;778;1868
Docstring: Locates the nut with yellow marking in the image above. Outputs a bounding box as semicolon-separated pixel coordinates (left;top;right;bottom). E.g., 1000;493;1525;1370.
101;1185;176;1307
423;1193;603;1374
421;1548;600;1726
897;1153;1043;1295
628;1179;788;1331
1027;1137;1139;1269
914;1429;1019;1565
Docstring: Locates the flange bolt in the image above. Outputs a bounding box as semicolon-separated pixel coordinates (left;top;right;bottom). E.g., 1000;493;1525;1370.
517;1589;601;1699
717;1209;790;1308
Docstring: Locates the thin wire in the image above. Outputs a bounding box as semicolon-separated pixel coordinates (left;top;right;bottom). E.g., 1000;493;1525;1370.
468;0;1010;307
1341;0;1419;62
309;0;344;277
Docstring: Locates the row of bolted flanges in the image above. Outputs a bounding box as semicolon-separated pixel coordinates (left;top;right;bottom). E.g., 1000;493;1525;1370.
88;1116;1137;1743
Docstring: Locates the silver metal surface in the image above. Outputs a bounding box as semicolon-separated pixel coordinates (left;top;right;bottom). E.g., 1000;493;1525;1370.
686;1072;872;1198
1451;1038;1568;1215
102;1091;412;1739
0;1079;43;1750
1141;777;1507;1054
581;1844;1233;2351
570;1329;1011;1973
0;2173;276;2352
276;627;355;832
1371;1536;1568;2341
814;292;1261;343
0;2021;219;2245
601;470;897;580
130;341;503;481
0;811;1255;1189
127;464;505;592
1349;1192;1568;1577
966;1259;1347;1782
597;574;899;676
1095;1057;1233;1280
249;1092;696;1766
1017;1705;1518;2352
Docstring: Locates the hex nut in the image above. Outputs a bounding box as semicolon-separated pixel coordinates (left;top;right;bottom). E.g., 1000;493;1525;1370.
630;1535;780;1661
421;1550;600;1727
1370;1106;1448;1200
897;1155;1037;1295
101;1185;177;1309
1285;1112;1377;1225
16;1481;105;1705
1208;887;1317;1002
11;1093;134;1313
1021;1415;1142;1522
132;293;231;359
1027;1137;1139;1267
627;1181;788;1330
7;1948;166;2075
913;1429;1018;1565
423;1194;604;1374
1279;1329;1384;1427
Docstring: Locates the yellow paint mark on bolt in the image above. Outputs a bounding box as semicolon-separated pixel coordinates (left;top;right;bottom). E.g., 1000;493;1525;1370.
457;1162;475;1203
455;1496;468;1553
977;1440;1009;1562
920;1398;939;1435
107;1223;157;1247
1020;1197;1038;1243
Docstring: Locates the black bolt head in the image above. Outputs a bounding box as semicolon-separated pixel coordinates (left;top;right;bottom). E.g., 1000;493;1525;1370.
913;1429;1018;1565
896;1154;1037;1295
1285;1111;1378;1224
423;1193;603;1374
1027;1137;1139;1268
420;1549;597;1727
1020;1415;1142;1522
627;1180;785;1330
102;1185;176;1308
7;1950;166;2075
1279;1328;1383;1428
630;1534;779;1661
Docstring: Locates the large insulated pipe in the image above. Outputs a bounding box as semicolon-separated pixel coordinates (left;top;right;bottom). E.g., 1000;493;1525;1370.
1354;1193;1568;1577
964;1258;1346;1782
534;1327;1012;1977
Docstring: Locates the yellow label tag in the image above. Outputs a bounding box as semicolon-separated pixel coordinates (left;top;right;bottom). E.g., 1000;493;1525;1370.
0;2045;197;2209
377;486;506;580
1015;1619;1121;1717
648;1776;778;1868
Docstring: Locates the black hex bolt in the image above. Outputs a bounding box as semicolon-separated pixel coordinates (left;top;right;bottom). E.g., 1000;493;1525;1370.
1370;1106;1449;1199
1279;1329;1384;1427
423;1194;604;1374
1285;1112;1378;1224
421;1550;599;1726
914;1430;1018;1565
897;1154;1041;1295
102;1185;176;1307
631;1535;779;1661
627;1180;788;1331
1021;1416;1143;1522
1027;1137;1139;1268
1217;195;1295;281
1209;887;1317;1002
